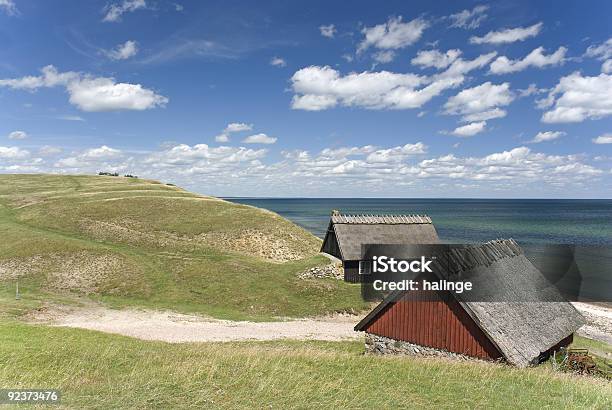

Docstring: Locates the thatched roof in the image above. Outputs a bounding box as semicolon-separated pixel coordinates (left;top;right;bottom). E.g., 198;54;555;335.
355;239;586;367
321;213;439;261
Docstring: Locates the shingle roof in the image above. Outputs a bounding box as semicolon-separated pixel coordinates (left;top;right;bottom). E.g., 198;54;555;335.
354;239;586;367
321;213;440;260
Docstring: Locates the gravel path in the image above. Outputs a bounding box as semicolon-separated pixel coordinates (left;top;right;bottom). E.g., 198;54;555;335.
29;303;611;345
37;307;361;343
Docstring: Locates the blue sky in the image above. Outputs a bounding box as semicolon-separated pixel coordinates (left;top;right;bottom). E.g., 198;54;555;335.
0;0;611;197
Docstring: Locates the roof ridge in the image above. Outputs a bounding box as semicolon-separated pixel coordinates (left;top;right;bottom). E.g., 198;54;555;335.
436;239;522;276
331;213;432;224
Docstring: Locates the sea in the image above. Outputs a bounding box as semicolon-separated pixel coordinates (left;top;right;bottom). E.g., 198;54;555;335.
225;198;612;301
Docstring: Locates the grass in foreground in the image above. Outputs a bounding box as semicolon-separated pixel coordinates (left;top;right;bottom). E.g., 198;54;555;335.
0;321;610;409
0;174;368;320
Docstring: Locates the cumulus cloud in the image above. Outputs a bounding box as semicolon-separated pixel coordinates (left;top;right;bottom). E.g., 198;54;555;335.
3;142;604;196
490;46;567;74
224;123;253;133
411;49;462;69
215;122;253;142
444;82;514;121
450;121;487;137
290;53;496;111
602;60;612;74
539;72;612;123
448;5;488;29
319;24;336;38
0;0;17;15
270;57;287;67
103;40;139;60
358;16;429;54
82;145;122;159
0;146;29;159
470;22;543;44
242;133;277;144
8;130;27;140
0;65;168;112
529;131;566;143
103;0;146;22
593;133;612;144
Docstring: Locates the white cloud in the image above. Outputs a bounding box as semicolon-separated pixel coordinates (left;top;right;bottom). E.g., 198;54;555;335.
463;108;507;122
529;131;566;143
451;121;487;137
242;133;277;144
0;146;29;159
448;5;488;29
319;24;336;38
358;16;429;53
103;40;139;60
593;133;612;144
3;142;605;196
0;0;17;15
411;49;462;70
0;65;168;112
470;22;543;44
444;82;514;121
366;143;427;162
82;145;122;160
270;57;287;67
215;122;253;143
8;130;27;140
518;83;546;97
372;50;396;64
103;0;146;23
174;3;183;12
540;72;612;123
67;77;168;112
490;46;567;74
224;122;253;133
215;134;229;143
603;60;612;74
54;145;124;169
290;54;496;111
585;38;612;60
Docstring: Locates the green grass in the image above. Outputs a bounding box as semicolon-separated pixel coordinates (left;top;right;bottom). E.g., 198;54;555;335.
0;174;368;320
0;321;610;409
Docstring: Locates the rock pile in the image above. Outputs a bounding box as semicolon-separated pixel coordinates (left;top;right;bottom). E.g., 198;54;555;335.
365;334;477;361
298;264;343;280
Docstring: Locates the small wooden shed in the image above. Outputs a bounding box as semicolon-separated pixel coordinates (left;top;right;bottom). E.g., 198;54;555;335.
320;211;440;282
354;239;586;367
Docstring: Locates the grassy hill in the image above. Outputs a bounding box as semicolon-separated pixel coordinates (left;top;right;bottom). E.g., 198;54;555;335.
0;174;368;320
1;321;609;408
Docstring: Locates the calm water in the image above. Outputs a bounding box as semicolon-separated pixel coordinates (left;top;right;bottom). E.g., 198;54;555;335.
225;198;612;301
225;198;612;245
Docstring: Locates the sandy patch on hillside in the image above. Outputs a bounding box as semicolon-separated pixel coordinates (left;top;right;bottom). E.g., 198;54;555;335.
30;305;360;342
0;252;136;294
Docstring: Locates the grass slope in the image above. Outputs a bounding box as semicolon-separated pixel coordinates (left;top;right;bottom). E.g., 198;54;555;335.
0;174;368;320
0;321;610;409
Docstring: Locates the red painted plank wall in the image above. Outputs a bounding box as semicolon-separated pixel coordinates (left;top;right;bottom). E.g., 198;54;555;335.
365;290;502;360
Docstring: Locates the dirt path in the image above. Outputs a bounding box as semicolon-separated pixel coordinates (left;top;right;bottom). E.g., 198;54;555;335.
29;302;612;345
32;306;361;343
